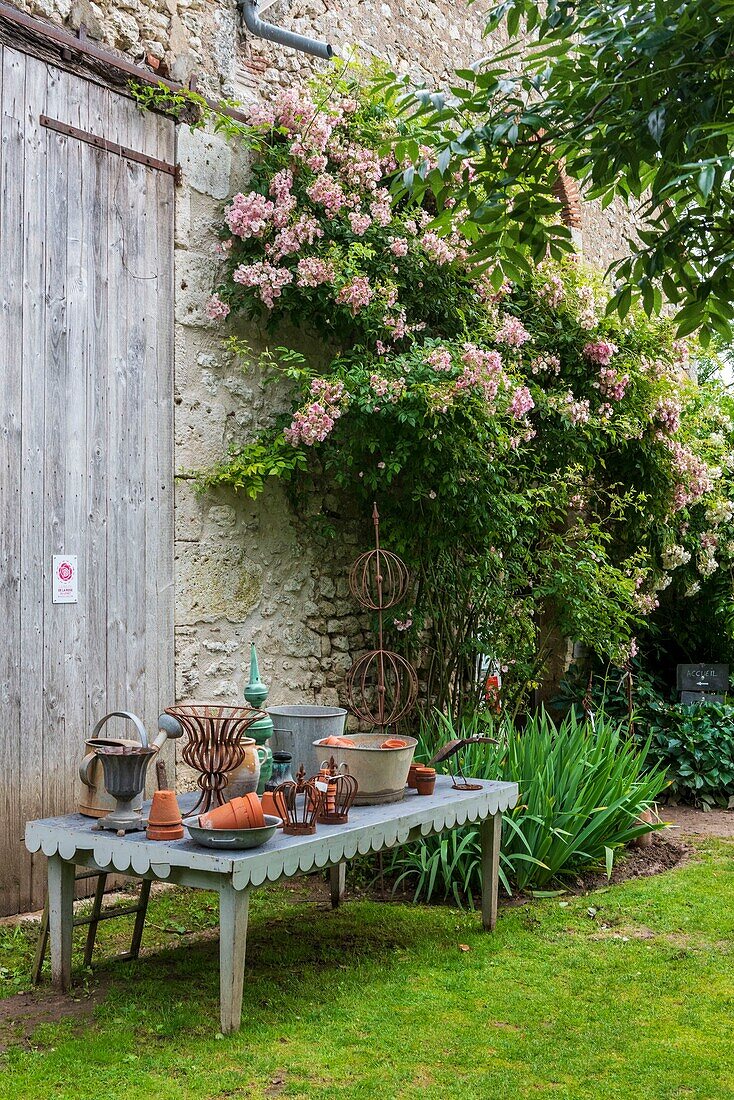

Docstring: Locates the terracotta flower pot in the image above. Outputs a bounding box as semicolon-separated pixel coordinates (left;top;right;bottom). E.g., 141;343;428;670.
407;763;421;790
381;738;407;749
415;767;436;796
199;793;264;831
147;789;184;841
260;791;283;824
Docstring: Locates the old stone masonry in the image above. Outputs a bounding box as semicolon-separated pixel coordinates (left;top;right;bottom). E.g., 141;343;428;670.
9;0;632;714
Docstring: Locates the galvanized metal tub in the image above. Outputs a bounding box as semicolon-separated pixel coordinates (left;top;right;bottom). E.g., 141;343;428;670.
314;733;417;804
268;705;348;771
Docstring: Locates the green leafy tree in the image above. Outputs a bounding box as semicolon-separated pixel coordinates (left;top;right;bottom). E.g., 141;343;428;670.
385;1;734;342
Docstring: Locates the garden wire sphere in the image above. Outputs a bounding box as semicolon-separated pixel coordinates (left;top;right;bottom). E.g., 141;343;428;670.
346;503;419;732
164;704;268;813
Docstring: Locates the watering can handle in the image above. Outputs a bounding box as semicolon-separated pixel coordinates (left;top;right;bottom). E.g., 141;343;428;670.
79;752;96;788
90;711;149;747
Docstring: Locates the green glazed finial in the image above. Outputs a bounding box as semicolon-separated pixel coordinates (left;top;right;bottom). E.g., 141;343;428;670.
244;640;268;708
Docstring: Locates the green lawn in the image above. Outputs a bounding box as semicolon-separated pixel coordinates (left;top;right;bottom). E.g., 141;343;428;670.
0;838;732;1100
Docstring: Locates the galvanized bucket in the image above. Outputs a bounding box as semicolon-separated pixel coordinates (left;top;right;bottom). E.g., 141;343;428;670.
267;705;347;772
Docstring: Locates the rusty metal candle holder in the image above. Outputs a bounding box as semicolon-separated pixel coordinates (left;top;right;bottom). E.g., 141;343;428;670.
346;503;419;734
274;779;323;835
312;757;359;825
164;704;268;814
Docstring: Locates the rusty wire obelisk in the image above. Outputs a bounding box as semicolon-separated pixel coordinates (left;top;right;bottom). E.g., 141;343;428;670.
346;504;418;733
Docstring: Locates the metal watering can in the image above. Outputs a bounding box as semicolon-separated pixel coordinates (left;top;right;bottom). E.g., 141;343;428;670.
78;711;183;818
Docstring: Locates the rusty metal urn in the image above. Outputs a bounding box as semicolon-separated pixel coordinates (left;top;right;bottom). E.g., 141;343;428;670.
91;741;157;834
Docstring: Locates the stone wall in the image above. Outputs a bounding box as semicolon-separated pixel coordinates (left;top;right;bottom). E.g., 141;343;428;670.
10;0;636;717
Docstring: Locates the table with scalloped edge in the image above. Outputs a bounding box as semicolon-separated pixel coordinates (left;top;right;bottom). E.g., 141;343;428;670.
26;775;519;1033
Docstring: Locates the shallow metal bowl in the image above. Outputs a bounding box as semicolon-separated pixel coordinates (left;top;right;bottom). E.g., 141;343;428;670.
184;814;281;849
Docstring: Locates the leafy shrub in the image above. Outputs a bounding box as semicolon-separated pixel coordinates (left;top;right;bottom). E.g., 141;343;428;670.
645;701;734;808
387;710;667;902
171;70;734;715
556;662;734;808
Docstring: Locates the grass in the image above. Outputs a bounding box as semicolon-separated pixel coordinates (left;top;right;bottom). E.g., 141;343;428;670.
0;838;732;1099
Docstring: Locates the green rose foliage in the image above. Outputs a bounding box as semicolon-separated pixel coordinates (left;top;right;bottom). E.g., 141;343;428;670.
198;73;734;715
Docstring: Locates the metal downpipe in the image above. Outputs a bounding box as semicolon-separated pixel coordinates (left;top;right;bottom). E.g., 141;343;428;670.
239;0;333;60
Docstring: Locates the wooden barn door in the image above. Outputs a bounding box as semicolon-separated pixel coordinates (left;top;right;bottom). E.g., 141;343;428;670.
0;45;175;915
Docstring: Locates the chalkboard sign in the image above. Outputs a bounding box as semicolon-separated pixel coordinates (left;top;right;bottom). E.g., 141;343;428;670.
680;691;725;706
676;663;729;693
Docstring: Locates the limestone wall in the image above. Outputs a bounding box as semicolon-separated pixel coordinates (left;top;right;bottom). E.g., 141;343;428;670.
10;0;636;714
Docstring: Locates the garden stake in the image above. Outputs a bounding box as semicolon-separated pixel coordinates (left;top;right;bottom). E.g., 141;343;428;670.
346;503;418;734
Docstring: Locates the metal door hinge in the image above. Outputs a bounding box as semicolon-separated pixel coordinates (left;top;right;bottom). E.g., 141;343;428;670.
40;114;181;183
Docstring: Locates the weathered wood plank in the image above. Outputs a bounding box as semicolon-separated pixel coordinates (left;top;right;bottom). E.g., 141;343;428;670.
480;812;502;932
18;52;49;911
41;62;70;836
153;110;176;782
59;67;89;873
105;100;130;720
47;854;74;990
0;44;25;916
218;884;250;1034
82;78;109;747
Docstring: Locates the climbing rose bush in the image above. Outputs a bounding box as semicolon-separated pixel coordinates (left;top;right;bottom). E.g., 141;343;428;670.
198;76;734;710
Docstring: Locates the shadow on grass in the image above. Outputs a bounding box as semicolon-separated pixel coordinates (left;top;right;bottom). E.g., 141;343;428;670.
4;891;461;1041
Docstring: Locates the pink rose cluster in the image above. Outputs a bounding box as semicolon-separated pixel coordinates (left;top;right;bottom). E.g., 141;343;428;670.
284;377;348;447
495;314;532;348
426;347;453;372
336;276;373;315
233;260;293;308
284;403;338;446
370;374;406;403
529;353;561;376
560;391;591;425
226;191;274;239
456;344;504;402
666;440;714;510
538;273;565;309
205;293;230;321
654;395;682;434
421;231;457;266
582;339;618;366
596;366;630;401
306;173;347;216
268;215;323;261
509;386;535;419
296;256;335;288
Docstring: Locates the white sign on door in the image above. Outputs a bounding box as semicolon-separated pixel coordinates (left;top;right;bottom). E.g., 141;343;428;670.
52;555;78;604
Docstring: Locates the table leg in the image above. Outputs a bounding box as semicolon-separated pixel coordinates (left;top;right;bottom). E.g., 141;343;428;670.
48;856;75;990
218;882;250;1034
330;862;346;909
480;813;502;932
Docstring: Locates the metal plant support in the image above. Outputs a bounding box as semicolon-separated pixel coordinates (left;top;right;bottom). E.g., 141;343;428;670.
346;504;419;734
165;704;268;813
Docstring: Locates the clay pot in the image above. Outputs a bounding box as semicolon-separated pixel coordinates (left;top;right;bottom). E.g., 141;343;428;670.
317;736;355;748
381;738;407;749
147;790;184;841
415;767;436;796
199;793;265;831
225;738;268;801
406;763;421;790
631;807;656;848
260;791;283;824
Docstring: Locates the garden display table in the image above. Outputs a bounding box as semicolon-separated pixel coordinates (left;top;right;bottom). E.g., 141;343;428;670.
25;776;518;1033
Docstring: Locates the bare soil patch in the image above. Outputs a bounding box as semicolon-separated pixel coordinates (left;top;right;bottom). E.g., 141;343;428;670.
0;985;105;1052
563;834;690;895
662;804;734;838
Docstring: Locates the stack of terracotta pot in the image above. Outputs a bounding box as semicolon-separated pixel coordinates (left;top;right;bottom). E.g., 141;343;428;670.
146;790;184;841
